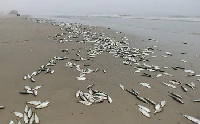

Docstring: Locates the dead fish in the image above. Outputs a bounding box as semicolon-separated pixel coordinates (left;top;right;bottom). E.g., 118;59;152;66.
34;86;42;90
119;84;125;90
183;114;200;124
137;104;151;113
35;113;39;124
132;89;139;96
155;104;161;111
33;89;38;96
27;101;41;106
139;108;150;118
170;95;184;104
169;80;181;85
181;85;188;92
193;99;200;102
154;108;163;114
29;114;35;124
166;52;172;56
139;83;151;88
144;98;156;106
20;91;33;94
14;112;23;118
186;83;195;89
80;94;87;101
23;75;27;80
79;101;92;105
76;90;81;97
24;113;29;124
35;101;49;109
156;74;162;78
28;108;32;118
87;84;94;89
107;95;112;103
169;92;183;99
25;86;31;91
9;120;14;124
25;105;29;113
126;89;138;96
0;106;5;109
50;70;55;74
136;96;148;104
191;82;196;88
30;78;35;82
162;82;176;89
161;100;166;107
76;76;86;80
88;88;93;95
95;92;107;97
27;74;31;79
94;98;104;103
184;70;195;74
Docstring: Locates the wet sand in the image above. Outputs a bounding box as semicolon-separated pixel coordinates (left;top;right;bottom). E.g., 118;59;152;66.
0;14;200;124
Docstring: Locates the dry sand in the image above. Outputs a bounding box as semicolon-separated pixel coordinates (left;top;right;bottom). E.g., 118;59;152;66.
0;14;200;124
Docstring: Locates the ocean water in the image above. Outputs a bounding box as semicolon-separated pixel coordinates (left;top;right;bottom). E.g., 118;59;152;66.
32;15;200;44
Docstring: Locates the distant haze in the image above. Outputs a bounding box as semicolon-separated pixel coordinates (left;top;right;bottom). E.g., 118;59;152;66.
1;0;200;16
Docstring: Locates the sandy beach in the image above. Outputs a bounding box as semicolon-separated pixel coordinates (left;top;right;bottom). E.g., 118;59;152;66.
0;14;200;124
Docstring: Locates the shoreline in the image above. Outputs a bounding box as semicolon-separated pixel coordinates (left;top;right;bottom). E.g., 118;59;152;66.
0;14;200;124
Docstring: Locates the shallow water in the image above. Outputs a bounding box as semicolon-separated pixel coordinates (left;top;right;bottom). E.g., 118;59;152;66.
32;15;200;44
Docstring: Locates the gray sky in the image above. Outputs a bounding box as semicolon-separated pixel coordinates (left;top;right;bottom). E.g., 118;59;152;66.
1;0;200;16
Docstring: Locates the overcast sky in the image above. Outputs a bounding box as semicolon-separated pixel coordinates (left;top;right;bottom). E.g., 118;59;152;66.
1;0;200;16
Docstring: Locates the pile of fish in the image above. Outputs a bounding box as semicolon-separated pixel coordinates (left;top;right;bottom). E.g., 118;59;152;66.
66;61;99;81
23;56;67;82
76;84;112;105
21;17;200;123
9;104;40;124
137;100;166;118
20;86;42;96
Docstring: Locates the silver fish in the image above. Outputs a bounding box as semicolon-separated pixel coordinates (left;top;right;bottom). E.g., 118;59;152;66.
181;85;188;92
87;84;94;89
183;115;200;124
24;113;29;124
23;75;27;80
154;108;163;114
137;104;151;113
107;95;112;103
136;96;148;104
28;108;32;118
34;86;42;90
29;114;35;124
171;95;184;104
170;92;183;99
193;99;200;102
30;78;35;82
35;101;49;109
161;100;166;107
27;101;41;106
120;84;125;90
35;113;39;124
25;105;29;113
9;120;14;124
14;112;23;118
0;106;5;109
79;101;92;105
25;86;31;91
139;108;150;118
33;89;38;96
144;98;156;105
